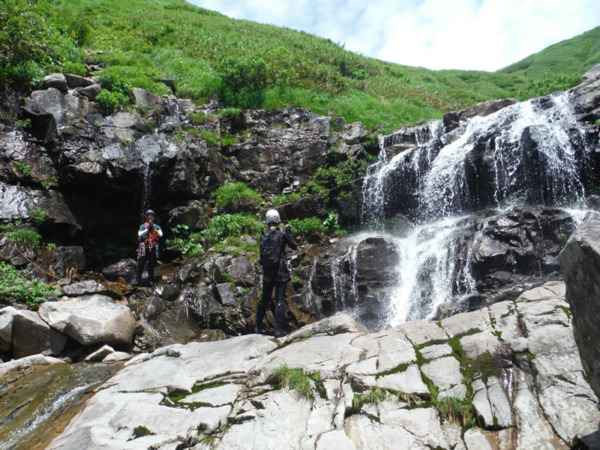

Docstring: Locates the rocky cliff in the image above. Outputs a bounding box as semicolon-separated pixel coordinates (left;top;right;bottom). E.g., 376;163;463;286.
2;63;600;449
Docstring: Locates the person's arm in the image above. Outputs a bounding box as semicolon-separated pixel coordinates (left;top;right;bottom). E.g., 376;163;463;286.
155;225;163;238
283;224;298;250
138;224;148;238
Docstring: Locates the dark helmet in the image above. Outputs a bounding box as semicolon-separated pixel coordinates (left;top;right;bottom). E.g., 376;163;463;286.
145;209;155;216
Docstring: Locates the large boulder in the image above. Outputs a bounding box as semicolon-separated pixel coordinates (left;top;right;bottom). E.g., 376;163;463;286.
0;306;18;352
38;295;136;346
12;310;68;359
559;211;600;398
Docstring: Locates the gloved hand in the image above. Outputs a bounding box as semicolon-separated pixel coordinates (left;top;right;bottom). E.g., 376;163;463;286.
148;221;154;230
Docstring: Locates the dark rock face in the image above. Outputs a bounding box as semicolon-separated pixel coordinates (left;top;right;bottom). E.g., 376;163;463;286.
1;67;600;352
559;211;600;398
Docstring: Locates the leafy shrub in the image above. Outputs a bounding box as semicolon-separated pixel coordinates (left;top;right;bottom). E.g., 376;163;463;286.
219;107;242;119
215;182;263;213
0;262;60;308
166;224;205;258
96;90;127;114
289;217;324;235
96;68;132;114
314;165;354;187
201;214;263;247
323;209;341;234
218;56;269;108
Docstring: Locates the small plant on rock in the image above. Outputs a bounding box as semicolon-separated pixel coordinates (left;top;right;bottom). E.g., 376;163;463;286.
267;365;314;399
29;206;49;226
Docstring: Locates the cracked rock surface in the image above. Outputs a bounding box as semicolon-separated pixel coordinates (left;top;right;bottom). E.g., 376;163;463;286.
48;282;599;449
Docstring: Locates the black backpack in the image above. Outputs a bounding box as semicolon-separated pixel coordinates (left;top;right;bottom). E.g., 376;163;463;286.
260;229;281;269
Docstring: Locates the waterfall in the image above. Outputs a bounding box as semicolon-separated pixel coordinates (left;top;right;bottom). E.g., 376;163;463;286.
334;91;593;329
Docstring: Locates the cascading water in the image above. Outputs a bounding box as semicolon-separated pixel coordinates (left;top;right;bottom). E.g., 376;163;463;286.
335;92;594;329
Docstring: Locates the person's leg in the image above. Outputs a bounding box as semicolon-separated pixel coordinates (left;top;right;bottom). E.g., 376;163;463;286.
147;249;156;284
274;282;288;337
255;280;275;333
136;254;147;285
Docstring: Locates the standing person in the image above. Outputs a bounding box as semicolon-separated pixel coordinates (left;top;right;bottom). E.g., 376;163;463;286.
255;209;298;338
135;209;163;286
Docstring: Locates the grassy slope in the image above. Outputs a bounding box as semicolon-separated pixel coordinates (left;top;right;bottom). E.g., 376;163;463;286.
3;0;600;130
500;27;600;78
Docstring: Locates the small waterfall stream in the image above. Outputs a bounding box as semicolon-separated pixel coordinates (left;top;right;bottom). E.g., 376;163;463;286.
334;92;594;329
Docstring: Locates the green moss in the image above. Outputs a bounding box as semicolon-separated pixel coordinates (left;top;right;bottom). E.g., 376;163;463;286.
132;426;155;439
375;363;410;379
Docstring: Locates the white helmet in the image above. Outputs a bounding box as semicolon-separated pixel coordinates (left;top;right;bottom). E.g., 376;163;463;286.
266;209;281;225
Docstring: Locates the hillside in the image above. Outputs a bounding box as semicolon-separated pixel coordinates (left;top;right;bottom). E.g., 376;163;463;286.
1;0;599;130
500;26;600;79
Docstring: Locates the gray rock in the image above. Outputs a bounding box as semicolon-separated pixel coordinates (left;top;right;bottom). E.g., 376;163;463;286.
42;73;68;91
38;295;136;346
102;259;137;282
12;310;67;359
132;87;165;111
0;354;65;378
441;309;490;337
76;83;101;100
396;320;447;345
0;306;18;352
102;351;132;362
559;211;600;398
421;356;464;394
583;63;600;81
216;283;236;306
64;73;95;89
375;365;429;394
85;344;115;362
60;280;106;296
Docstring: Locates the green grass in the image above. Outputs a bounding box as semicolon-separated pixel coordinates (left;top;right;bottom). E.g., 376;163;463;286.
267;365;314;399
3;0;598;130
215;182;263;213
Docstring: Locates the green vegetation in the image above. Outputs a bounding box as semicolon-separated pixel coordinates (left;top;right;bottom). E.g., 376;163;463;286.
3;0;597;130
15;119;32;130
215;182;263;213
29;207;49;226
352;387;388;410
13;161;31;177
432;395;476;429
165;224;205;258
3;228;43;248
201;213;263;248
267;365;315;399
270;188;311;206
0;262;61;308
132;426;155;439
289;217;324;235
